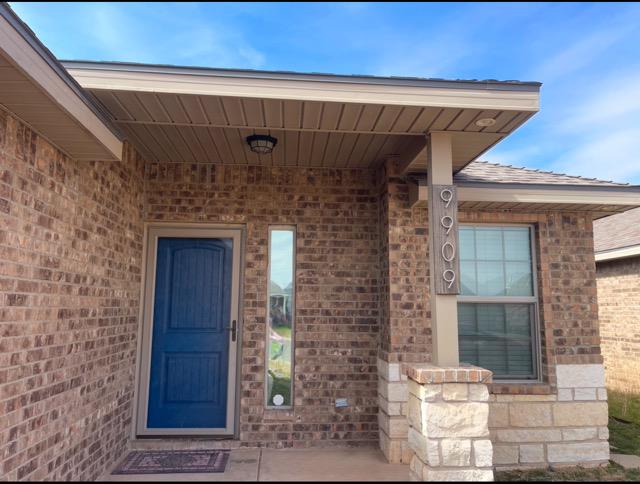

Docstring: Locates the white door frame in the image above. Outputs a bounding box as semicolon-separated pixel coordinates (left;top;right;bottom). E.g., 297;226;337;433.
135;224;242;436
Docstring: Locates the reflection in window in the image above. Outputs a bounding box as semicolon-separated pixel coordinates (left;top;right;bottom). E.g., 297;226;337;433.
266;228;294;407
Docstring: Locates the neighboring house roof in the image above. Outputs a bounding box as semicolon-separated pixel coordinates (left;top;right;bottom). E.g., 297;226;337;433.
455;161;626;187
594;207;640;261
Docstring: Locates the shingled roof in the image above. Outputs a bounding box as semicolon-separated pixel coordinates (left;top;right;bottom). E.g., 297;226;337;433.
594;207;640;253
455;161;626;187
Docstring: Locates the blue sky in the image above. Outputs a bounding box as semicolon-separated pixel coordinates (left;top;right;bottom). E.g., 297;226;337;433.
11;2;640;183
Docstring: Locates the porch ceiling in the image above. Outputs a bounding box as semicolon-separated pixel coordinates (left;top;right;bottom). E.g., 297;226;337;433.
64;61;540;170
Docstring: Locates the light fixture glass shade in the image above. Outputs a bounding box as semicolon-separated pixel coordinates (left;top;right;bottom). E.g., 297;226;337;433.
475;118;496;127
246;134;278;154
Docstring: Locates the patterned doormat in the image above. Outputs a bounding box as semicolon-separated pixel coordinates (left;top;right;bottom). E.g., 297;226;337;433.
112;450;230;475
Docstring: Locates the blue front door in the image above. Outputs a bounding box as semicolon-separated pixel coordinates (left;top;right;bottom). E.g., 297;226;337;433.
147;237;233;429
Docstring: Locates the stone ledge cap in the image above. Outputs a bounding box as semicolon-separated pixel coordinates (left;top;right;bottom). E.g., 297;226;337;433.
402;363;493;384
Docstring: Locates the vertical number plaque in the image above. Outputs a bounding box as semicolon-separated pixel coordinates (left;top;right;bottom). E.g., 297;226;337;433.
430;185;460;295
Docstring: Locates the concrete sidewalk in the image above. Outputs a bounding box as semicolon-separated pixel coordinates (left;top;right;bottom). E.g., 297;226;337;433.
102;448;409;482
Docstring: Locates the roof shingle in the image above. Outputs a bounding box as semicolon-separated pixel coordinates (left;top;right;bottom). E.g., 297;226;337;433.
455;161;627;187
593;207;640;253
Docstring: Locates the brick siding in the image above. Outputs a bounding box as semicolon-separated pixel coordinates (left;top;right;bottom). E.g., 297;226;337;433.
145;161;381;447
0;110;145;480
597;256;640;393
0;110;609;479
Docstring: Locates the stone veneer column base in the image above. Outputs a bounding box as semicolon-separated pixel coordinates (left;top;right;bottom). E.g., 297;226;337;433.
378;358;413;464
404;364;494;482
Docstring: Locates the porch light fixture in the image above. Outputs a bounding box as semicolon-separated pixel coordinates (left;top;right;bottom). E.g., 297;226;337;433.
475;118;497;127
246;134;278;154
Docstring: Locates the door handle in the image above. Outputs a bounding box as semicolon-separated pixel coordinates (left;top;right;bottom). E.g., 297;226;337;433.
225;320;237;342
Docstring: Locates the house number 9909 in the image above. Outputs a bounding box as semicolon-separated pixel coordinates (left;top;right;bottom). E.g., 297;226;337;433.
440;188;456;290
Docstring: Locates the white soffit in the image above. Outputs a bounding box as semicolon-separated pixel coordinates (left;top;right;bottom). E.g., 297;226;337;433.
0;6;122;161
63;61;540;169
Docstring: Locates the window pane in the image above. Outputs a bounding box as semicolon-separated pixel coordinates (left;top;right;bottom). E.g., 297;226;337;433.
460;261;477;296
460;227;476;261
505;261;533;296
267;229;294;407
458;225;534;297
477;261;505;297
475;228;503;261
458;303;536;380
504;227;531;261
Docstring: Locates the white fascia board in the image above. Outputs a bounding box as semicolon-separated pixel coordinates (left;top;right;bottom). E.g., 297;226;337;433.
595;245;640;262
410;180;640;207
0;12;122;160
64;65;540;112
458;184;640;206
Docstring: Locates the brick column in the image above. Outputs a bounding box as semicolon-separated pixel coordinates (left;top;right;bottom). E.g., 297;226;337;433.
404;364;494;482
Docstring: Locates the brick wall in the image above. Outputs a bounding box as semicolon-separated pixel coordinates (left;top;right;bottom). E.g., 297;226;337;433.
377;162;431;365
460;210;603;393
375;166;607;467
145;161;380;447
1;110;610;476
377;162;431;463
0;110;145;480
597;256;640;393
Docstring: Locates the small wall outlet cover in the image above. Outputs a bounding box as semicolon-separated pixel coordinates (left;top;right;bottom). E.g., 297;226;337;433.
335;398;348;408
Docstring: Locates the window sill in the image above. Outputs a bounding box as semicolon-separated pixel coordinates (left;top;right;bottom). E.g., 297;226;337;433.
489;382;552;395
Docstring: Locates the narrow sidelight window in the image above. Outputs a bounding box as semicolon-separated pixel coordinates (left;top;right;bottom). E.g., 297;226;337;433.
458;225;540;380
266;227;295;407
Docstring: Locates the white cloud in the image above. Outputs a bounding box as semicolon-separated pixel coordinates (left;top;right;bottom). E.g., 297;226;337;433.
558;69;640;132
11;2;267;68
551;127;640;183
534;28;631;84
484;144;544;167
169;27;266;68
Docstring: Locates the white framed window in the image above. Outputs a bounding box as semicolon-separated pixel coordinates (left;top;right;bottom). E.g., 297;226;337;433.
458;224;541;381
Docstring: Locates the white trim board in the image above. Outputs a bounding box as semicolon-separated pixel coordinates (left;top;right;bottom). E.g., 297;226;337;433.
64;64;540;112
595;245;640;262
409;180;640;208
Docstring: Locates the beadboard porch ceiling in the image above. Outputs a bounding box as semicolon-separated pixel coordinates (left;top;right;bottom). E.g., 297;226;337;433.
63;61;540;172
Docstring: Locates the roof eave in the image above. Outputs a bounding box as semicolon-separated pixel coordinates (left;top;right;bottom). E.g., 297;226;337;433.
0;3;121;140
0;3;123;160
595;245;640;262
61;60;542;92
63;61;541;113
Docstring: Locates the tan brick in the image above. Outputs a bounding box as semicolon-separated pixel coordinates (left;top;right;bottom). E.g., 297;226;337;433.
552;402;609;427
509;403;552;427
496;428;563;443
520;444;545;463
493;445;519;465
547;441;610;464
488;403;510;428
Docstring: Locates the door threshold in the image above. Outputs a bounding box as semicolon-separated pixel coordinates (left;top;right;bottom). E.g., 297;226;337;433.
130;438;243;451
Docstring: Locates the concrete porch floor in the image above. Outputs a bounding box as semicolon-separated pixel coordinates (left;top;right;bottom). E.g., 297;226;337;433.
100;448;409;482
